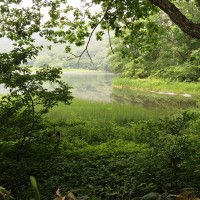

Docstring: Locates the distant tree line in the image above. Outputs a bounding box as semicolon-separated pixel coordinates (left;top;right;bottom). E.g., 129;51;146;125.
32;33;111;71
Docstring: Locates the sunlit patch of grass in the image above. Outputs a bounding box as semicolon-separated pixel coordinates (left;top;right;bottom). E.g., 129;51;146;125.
62;68;107;73
47;98;179;125
113;77;200;97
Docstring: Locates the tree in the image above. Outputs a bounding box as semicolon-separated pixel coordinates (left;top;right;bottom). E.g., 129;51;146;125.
107;1;200;80
38;0;200;43
0;1;199;61
34;0;200;62
0;2;73;160
149;0;200;39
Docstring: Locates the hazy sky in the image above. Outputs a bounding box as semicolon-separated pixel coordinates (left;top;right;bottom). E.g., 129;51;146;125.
21;0;82;7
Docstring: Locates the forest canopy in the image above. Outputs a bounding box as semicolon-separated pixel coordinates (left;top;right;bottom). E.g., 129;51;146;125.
106;1;200;81
1;0;199;74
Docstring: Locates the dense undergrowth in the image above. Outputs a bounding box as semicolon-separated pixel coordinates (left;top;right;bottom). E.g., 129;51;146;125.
1;98;200;199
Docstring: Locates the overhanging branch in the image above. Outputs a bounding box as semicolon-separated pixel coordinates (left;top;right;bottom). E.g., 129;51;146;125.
69;0;115;63
149;0;200;39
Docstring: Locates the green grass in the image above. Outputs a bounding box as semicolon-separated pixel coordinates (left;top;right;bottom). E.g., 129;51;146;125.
47;98;180;125
29;66;104;73
62;68;107;73
113;77;200;97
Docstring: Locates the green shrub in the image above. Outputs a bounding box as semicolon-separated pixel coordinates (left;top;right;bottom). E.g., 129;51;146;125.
152;64;200;82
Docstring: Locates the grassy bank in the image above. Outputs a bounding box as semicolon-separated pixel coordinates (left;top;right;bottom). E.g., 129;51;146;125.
62;68;109;73
113;77;200;96
30;67;109;73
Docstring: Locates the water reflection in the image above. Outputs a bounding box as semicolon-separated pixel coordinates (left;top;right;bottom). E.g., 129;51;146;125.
0;71;198;108
111;88;197;108
55;71;114;102
0;71;115;102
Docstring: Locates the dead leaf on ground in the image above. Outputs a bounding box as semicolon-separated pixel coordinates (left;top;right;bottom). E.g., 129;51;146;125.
54;189;77;200
66;191;77;200
55;188;65;200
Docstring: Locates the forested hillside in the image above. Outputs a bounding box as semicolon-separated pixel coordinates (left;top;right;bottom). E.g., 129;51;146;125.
0;33;110;71
34;34;111;71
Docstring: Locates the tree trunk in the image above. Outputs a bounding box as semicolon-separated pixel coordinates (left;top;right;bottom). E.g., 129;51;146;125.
149;0;200;39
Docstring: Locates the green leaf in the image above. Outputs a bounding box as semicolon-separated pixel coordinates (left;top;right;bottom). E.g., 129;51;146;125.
30;176;40;200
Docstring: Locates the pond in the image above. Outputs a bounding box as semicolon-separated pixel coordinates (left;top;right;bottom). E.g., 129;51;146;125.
0;71;114;102
0;70;198;109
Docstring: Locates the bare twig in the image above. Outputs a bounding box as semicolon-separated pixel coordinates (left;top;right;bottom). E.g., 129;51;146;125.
68;0;114;64
86;49;94;64
81;1;94;20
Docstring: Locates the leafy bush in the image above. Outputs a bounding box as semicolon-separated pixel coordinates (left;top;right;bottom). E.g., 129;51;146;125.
0;66;73;161
152;64;200;82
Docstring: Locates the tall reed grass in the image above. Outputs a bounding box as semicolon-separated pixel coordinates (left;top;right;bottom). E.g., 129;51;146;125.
47;98;180;124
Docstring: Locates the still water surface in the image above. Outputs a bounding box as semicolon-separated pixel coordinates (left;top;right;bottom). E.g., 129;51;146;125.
0;71;197;108
62;71;114;102
0;71;115;102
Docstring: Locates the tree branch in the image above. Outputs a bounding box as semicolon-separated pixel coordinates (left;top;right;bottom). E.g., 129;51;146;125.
149;0;200;39
108;27;114;54
69;0;115;63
